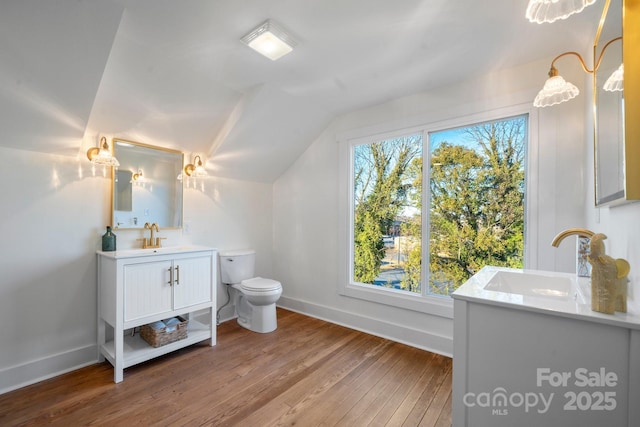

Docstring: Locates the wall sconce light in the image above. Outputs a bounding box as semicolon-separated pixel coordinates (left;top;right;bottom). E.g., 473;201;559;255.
132;170;144;182
184;155;208;177
86;136;120;167
526;0;597;24
603;63;624;92
241;19;297;61
533;36;622;107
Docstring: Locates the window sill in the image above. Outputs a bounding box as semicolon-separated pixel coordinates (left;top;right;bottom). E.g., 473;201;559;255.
340;282;454;319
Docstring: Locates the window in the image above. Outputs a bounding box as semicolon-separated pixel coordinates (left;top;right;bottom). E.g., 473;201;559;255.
428;116;527;296
339;110;530;316
352;134;423;292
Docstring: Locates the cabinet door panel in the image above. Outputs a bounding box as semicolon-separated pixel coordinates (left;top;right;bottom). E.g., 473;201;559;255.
173;256;212;309
124;261;173;321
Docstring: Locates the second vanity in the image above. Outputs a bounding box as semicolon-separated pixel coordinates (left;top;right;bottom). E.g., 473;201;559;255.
452;266;640;427
97;246;217;383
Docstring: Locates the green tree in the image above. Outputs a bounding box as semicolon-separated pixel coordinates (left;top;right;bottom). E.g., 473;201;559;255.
351;117;525;296
400;156;422;292
353;136;420;283
429;143;486;293
429;118;525;295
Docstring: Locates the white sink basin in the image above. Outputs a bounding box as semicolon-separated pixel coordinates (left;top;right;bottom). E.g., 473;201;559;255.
484;270;573;299
453;266;640;329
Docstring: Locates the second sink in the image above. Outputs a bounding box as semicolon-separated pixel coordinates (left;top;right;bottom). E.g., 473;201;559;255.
484;270;574;299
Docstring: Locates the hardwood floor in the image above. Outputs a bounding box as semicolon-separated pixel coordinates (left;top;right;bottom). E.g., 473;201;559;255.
0;308;452;426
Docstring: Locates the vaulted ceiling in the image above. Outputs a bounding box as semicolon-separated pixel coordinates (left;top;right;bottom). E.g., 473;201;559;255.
0;0;603;182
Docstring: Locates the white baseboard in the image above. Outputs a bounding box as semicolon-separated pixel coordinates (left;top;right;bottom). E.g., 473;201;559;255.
277;296;452;358
0;345;98;395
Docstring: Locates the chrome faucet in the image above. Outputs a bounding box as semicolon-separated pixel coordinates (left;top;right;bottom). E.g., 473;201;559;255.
551;228;595;277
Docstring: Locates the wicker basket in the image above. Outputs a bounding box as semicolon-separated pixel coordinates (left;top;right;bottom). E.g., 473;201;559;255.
140;316;188;348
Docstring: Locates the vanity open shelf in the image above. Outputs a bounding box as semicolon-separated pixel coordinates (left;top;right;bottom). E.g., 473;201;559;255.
97;246;217;383
100;314;211;371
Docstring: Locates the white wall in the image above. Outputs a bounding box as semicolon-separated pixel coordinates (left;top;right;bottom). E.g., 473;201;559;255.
0;147;272;393
273;57;589;356
0;148;107;393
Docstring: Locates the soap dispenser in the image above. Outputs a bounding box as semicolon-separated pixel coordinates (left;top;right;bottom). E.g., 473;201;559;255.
102;226;116;251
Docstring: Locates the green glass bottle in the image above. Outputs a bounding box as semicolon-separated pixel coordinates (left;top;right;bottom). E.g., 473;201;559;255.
102;226;116;251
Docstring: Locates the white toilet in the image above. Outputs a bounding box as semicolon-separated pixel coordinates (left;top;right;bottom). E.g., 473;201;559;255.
219;249;282;333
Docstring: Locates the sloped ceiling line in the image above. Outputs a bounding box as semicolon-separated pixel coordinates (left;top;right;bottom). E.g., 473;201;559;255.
0;0;603;183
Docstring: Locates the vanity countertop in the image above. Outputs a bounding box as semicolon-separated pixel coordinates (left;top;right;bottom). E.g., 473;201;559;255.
453;266;640;330
97;245;216;259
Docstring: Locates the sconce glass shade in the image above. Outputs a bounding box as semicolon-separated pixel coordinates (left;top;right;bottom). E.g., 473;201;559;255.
241;20;296;61
526;0;597;24
86;137;120;167
603;64;624;92
533;75;580;107
194;164;207;176
184;155;208;177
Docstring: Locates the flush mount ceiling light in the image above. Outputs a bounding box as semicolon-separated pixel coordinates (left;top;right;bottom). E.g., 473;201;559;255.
86;136;120;167
526;0;597;24
241;19;297;61
533;37;622;107
184;155;208;177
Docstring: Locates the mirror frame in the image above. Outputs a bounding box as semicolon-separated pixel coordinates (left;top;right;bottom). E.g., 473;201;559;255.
110;138;184;230
594;0;640;206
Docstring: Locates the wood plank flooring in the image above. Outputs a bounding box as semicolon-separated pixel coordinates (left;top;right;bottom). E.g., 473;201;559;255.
0;308;452;426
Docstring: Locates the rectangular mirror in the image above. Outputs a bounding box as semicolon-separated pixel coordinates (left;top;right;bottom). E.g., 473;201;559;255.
594;0;640;206
111;138;184;229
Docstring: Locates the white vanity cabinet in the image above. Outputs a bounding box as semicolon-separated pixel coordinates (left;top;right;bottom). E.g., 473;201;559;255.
97;247;217;383
452;267;640;427
123;256;212;322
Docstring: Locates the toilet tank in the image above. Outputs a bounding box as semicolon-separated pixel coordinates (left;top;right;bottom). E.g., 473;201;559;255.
219;249;256;284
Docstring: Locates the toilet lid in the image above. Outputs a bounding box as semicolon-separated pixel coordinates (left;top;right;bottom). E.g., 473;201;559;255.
240;277;281;292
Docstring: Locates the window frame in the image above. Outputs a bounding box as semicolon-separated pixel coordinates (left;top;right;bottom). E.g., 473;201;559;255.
337;104;539;318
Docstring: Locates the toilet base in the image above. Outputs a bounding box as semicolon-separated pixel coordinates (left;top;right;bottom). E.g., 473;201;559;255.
232;286;279;333
236;302;277;333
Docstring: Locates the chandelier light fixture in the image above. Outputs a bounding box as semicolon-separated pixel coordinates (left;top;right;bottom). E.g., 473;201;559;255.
526;0;598;24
